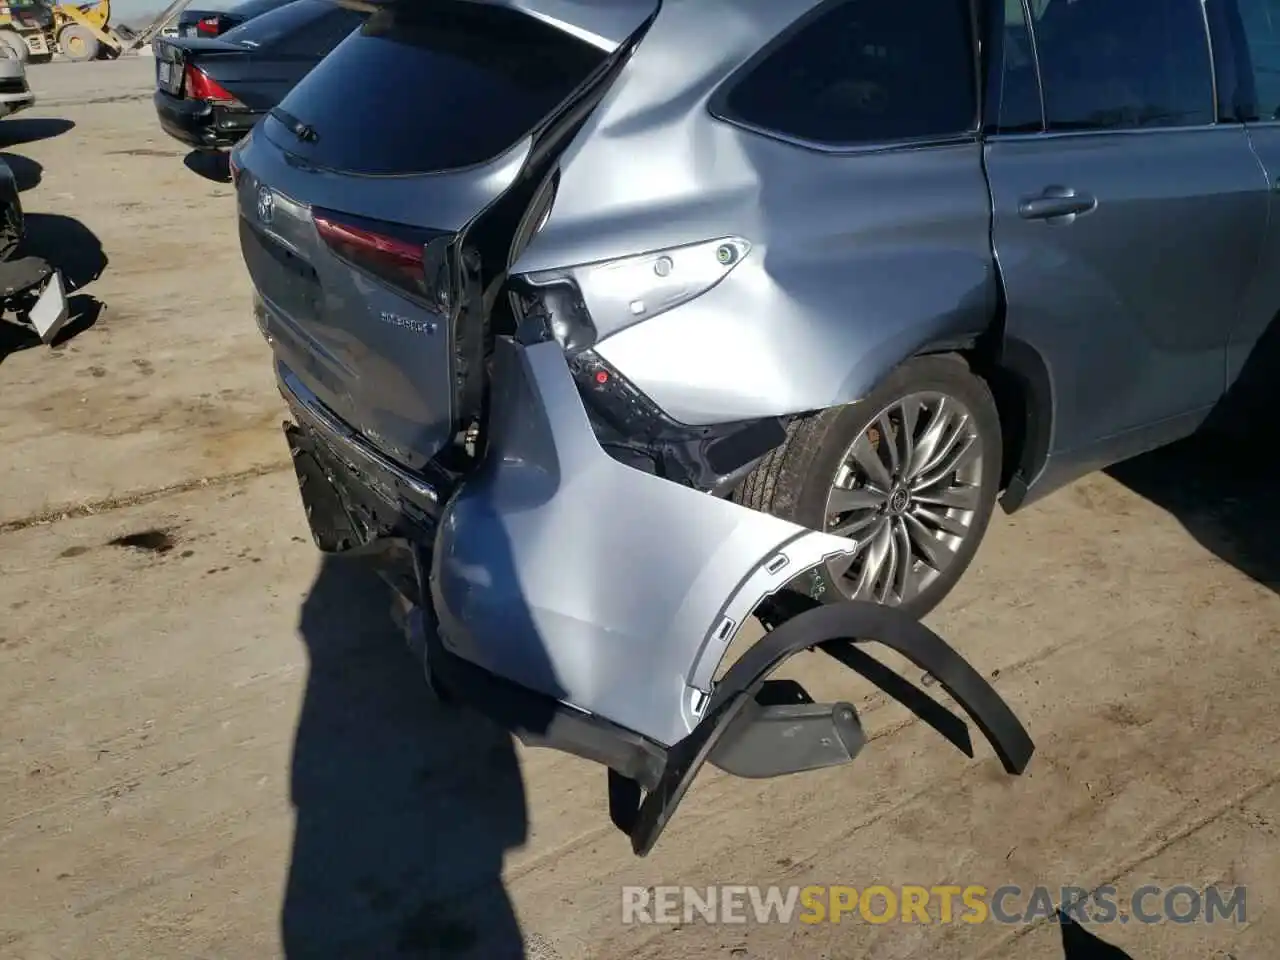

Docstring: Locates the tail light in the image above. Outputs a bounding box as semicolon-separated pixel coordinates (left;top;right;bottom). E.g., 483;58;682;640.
313;209;455;313
196;15;220;35
184;64;239;104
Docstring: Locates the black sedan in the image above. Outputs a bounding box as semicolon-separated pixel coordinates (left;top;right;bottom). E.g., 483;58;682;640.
174;0;295;39
152;0;365;151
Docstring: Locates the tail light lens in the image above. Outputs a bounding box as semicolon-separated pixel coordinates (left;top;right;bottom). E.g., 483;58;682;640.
184;64;239;104
313;209;455;313
196;16;219;35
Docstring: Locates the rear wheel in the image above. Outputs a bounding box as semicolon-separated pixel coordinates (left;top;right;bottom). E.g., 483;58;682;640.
735;353;1002;619
58;25;100;63
0;31;30;63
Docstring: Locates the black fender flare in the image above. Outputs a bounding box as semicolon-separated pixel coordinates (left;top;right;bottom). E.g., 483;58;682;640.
614;598;1035;856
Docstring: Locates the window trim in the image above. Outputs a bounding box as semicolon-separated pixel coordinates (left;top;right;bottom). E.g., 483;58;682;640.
986;0;1223;141
981;0;1048;136
1212;0;1278;124
706;0;984;154
985;121;1234;146
1202;0;1224;123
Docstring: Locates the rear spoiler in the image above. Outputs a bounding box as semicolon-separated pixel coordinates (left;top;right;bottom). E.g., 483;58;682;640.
331;0;660;51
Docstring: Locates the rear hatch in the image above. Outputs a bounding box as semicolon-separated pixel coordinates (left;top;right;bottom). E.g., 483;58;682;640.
235;0;656;470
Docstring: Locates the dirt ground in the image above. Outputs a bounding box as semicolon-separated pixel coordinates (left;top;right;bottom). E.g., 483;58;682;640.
1;58;1278;960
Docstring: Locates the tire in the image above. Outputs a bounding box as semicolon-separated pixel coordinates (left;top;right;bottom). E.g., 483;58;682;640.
0;192;22;260
734;353;1002;620
0;31;30;63
58;25;100;63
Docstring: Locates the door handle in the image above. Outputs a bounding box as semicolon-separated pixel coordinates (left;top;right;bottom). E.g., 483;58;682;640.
1018;186;1097;222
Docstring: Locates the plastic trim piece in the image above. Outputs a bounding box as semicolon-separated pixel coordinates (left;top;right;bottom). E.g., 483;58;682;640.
613;598;1035;856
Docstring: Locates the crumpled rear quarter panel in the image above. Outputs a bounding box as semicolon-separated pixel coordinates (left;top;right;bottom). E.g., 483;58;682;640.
512;0;997;426
430;337;856;747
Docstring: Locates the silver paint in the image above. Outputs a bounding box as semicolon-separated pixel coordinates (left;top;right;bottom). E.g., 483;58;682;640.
511;0;995;426
235;0;1280;743
430;337;856;747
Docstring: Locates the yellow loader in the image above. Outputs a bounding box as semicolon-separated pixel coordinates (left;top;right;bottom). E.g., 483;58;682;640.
0;1;54;63
9;0;196;63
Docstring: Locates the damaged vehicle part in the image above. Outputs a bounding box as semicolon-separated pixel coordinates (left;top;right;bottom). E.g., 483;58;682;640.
235;0;1039;854
280;332;1036;855
615;592;1035;856
0;158;67;343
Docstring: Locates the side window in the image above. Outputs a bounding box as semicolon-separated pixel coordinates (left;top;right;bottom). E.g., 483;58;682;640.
715;0;978;147
985;0;1045;134
1029;0;1216;131
277;9;365;58
1229;0;1280;120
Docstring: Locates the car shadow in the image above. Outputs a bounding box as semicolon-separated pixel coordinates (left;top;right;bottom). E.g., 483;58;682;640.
1059;910;1136;959
0;151;41;192
184;149;231;184
20;212;108;292
0;212;105;364
0;117;74;147
283;555;532;959
1106;321;1280;594
0;292;102;364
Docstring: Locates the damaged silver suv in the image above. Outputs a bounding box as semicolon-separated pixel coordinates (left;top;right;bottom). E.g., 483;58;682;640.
240;0;1280;851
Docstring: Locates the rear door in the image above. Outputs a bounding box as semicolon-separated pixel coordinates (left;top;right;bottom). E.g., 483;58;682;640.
1211;0;1280;392
984;0;1269;462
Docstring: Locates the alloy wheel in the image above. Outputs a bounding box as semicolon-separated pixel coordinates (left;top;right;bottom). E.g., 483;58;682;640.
824;391;985;606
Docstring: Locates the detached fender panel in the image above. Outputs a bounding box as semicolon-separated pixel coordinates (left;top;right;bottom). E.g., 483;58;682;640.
619;597;1035;856
430;336;857;747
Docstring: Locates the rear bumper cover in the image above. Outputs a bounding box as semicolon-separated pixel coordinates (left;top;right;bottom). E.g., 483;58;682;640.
153;90;258;149
278;336;1034;855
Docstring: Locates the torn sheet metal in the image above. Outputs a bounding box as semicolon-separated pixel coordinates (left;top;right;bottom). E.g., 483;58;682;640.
430;335;857;747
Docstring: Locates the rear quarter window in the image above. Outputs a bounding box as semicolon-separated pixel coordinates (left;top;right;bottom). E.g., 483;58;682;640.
230;0;299;19
272;6;365;57
220;0;336;47
712;0;979;148
263;3;609;176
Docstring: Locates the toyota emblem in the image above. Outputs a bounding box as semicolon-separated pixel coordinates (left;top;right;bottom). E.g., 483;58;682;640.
256;186;274;225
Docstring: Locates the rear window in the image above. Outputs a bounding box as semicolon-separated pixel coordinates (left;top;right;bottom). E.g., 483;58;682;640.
263;3;608;176
229;0;297;19
713;0;978;147
221;0;342;48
